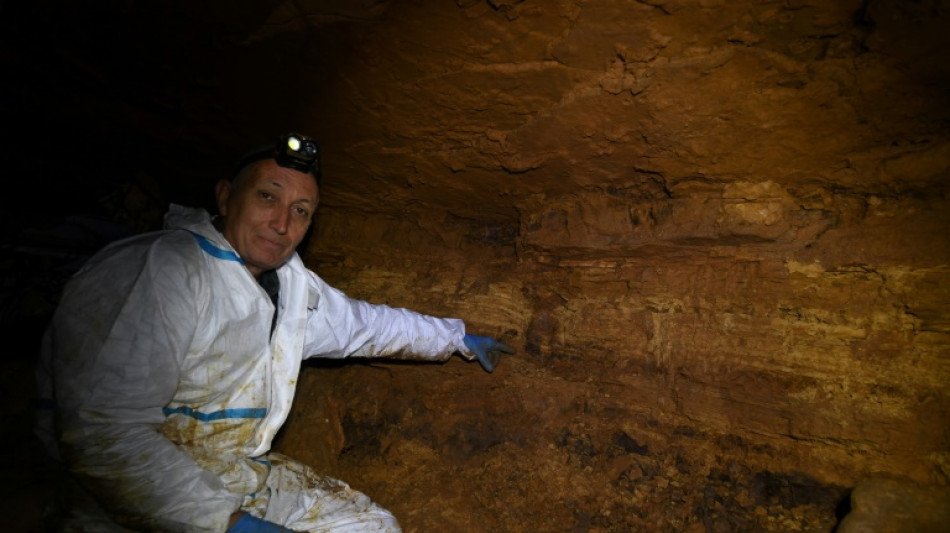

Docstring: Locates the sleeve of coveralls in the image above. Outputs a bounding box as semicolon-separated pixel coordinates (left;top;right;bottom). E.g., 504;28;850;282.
50;241;241;532
301;273;469;361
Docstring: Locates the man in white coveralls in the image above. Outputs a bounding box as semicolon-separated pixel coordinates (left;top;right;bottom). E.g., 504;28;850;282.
35;133;514;533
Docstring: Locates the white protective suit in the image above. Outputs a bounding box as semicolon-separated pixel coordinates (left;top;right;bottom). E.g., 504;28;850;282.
36;204;470;532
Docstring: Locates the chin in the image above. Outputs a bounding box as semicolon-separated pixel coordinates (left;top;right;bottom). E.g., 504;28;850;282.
250;248;290;268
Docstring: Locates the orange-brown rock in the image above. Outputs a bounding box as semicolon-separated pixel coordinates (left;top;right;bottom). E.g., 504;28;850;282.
3;0;948;531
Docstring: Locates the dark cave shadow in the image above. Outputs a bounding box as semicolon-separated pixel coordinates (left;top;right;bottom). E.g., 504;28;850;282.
830;488;853;532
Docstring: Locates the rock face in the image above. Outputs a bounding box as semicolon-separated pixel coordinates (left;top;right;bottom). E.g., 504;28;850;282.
274;1;950;530
837;477;950;533
3;0;948;531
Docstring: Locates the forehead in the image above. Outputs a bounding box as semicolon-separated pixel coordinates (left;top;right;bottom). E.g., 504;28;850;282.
241;159;319;202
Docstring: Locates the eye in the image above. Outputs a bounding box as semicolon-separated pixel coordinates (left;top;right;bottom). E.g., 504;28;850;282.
293;206;311;218
258;191;274;201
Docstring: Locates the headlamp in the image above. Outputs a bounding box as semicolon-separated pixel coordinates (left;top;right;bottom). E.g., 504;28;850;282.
234;132;321;181
275;133;320;175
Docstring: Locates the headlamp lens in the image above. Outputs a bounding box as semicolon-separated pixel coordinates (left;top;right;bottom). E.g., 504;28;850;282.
287;136;301;152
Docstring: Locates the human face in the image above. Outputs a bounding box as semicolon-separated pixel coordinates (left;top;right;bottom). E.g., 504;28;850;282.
215;159;319;277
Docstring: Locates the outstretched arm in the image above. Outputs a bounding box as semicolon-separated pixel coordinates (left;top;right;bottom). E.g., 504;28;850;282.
301;273;514;371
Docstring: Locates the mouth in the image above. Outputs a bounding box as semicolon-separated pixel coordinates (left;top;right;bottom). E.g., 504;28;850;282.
257;235;289;252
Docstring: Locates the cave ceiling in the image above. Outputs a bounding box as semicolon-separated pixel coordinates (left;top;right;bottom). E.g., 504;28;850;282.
2;0;948;250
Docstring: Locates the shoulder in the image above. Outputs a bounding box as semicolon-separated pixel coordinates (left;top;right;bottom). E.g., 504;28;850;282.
65;229;217;300
82;229;203;272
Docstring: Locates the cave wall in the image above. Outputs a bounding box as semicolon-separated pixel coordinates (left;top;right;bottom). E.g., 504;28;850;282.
271;0;949;529
2;0;948;531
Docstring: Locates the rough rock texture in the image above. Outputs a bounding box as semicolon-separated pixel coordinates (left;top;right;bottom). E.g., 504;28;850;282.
2;0;949;532
275;1;950;531
837;477;950;533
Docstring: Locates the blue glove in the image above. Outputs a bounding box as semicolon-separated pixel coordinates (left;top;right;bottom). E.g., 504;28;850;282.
227;513;294;533
463;334;515;373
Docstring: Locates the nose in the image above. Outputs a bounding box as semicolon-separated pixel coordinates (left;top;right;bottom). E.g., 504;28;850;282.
270;208;290;235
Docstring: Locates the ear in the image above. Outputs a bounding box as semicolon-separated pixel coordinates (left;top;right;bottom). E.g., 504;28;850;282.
215;179;232;216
